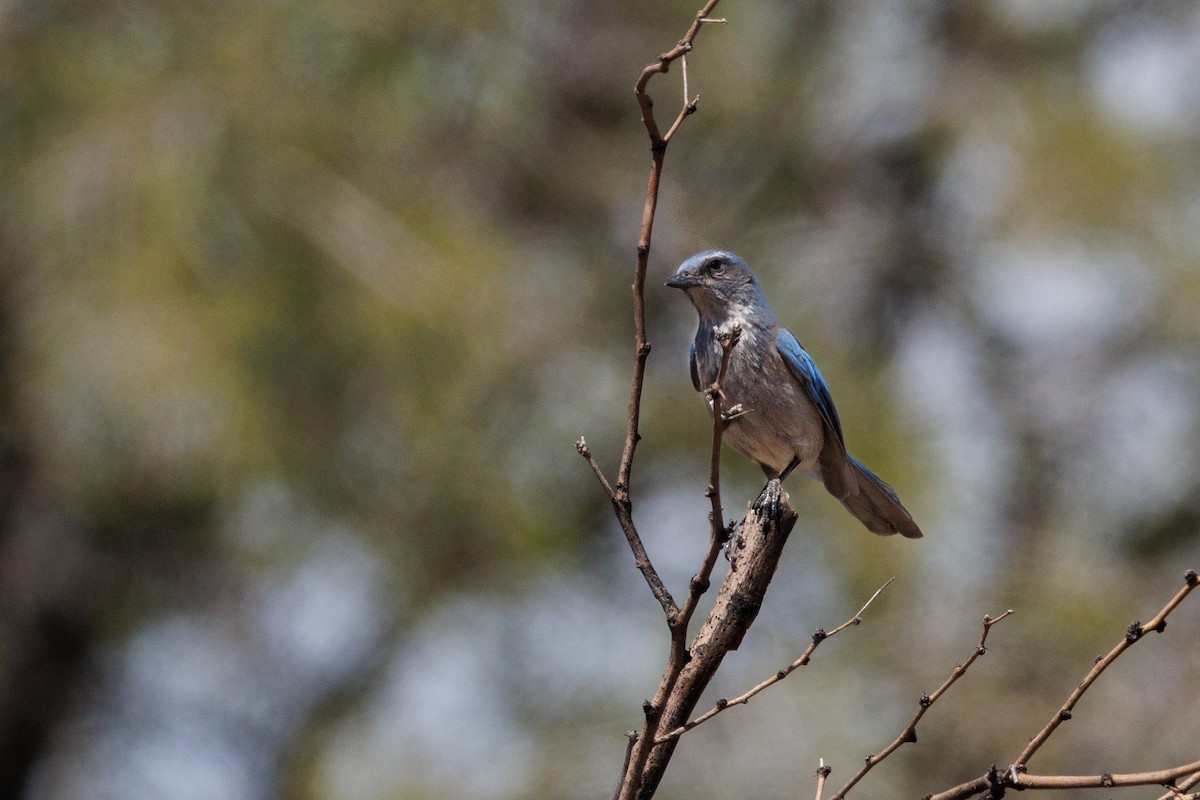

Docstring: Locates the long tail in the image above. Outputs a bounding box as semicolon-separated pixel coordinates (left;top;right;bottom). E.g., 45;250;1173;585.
826;454;923;539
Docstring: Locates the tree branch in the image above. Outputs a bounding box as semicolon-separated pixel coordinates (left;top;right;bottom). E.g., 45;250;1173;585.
619;0;723;498
674;325;741;629
576;437;677;617
928;569;1199;800
1014;569;1198;768
1156;769;1200;800
577;0;723;624
1010;759;1200;791
815;760;832;800
602;7;729;798
620;497;799;800
656;578;893;744
830;610;1013;800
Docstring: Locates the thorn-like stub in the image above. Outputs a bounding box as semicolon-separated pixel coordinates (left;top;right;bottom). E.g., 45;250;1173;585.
642;700;656;718
1059;709;1072;721
1186;569;1198;586
1094;654;1104;664
818;764;833;779
904;729;918;744
715;698;728;709
1125;621;1143;642
977;645;988;656
1100;773;1114;788
919;693;932;708
574;438;589;456
776;669;787;680
1150;618;1167;634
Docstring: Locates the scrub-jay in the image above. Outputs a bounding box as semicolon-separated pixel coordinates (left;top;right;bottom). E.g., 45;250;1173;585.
667;250;922;538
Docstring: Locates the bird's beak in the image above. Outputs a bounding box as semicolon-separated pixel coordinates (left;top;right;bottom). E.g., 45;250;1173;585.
665;270;701;289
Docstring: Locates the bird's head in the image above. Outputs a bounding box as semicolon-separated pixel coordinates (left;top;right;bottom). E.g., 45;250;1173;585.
666;250;768;320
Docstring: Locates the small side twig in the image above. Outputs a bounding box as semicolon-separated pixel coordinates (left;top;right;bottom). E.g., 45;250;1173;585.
655;578;893;743
575;437;617;503
830;610;1013;800
576;437;677;618
815;759;832;800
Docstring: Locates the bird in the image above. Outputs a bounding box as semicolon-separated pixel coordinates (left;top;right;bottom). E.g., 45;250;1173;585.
666;250;922;539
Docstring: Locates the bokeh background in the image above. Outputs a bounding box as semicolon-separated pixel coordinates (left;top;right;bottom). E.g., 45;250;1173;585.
2;1;1199;798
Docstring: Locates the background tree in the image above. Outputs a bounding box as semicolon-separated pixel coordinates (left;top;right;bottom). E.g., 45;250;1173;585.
1;2;1198;799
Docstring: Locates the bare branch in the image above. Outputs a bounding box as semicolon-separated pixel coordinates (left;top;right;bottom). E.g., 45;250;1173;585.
619;0;723;501
1014;569;1199;767
656;578;893;744
815;759;832;800
611;731;639;800
1157;769;1200;800
575;437;616;502
673;325;741;630
930;570;1200;800
625;497;799;799
1010;759;1200;791
577;438;678;618
609;6;726;798
830;610;1013;800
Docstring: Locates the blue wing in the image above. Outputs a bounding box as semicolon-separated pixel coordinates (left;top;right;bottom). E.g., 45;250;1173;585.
775;327;845;446
688;341;701;391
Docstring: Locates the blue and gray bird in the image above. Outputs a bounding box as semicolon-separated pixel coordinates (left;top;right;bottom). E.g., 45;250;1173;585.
667;250;922;539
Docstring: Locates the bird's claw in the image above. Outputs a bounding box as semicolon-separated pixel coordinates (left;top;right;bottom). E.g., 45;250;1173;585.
721;403;748;422
752;478;785;519
720;402;748;422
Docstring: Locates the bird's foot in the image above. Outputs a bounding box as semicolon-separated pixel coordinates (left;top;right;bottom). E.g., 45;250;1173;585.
752;478;786;519
720;403;750;423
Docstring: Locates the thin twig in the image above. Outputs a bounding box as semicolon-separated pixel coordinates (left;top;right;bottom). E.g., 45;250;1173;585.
681;53;689;108
674;326;742;630
1014;569;1199;767
830;610;1013;800
929;569;1200;800
576;438;677;617
1157;769;1200;800
611;731;638;800
815;759;832;800
1009;759;1200;791
575;437;616;502
612;5;726;799
656;579;893;744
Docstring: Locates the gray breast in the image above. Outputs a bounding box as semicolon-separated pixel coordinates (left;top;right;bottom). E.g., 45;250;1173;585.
695;326;824;476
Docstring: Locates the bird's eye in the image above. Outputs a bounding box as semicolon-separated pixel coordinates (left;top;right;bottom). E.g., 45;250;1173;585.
706;259;724;275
